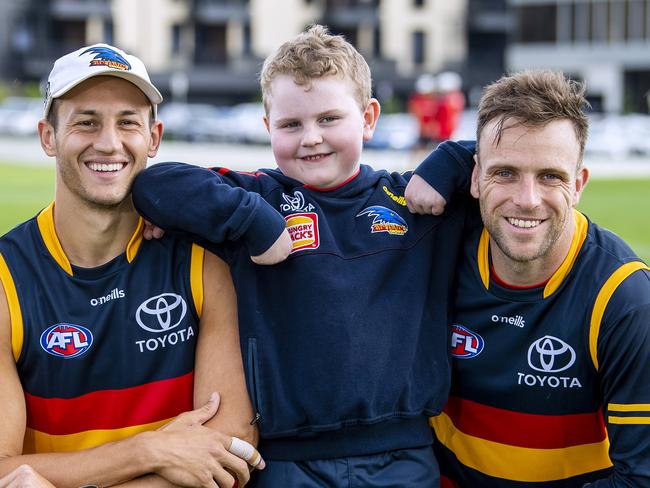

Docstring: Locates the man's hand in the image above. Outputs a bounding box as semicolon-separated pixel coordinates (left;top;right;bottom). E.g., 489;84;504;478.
0;466;54;488
143;220;165;240
251;229;292;265
405;174;447;215
147;393;264;487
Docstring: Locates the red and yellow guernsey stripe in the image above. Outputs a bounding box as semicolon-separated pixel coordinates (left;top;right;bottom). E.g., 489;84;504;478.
431;396;613;482
23;372;193;453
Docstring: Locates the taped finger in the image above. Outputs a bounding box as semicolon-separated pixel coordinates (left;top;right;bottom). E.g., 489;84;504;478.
229;437;263;468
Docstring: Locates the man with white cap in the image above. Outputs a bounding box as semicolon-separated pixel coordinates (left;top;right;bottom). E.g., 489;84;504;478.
0;43;264;487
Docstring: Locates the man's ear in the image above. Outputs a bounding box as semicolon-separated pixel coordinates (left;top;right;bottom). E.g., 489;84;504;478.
263;115;270;134
362;98;381;141
470;154;480;199
148;120;164;158
572;165;590;207
38;119;57;157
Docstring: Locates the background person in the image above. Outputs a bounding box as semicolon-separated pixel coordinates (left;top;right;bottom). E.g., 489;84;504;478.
0;43;262;487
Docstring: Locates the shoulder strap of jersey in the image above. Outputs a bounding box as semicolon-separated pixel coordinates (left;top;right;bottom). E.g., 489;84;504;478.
589;261;650;370
0;253;24;362
189;244;205;318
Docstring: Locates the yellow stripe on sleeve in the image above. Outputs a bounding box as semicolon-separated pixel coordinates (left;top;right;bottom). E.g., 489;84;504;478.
589;261;649;370
609;403;650;412
608;416;650;425
190;244;205;318
0;254;23;362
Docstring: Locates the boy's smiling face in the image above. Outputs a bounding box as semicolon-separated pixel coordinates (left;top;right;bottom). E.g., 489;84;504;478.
264;74;379;189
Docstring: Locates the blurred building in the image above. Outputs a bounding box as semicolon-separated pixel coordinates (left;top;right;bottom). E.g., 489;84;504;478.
508;0;650;113
0;0;467;106
464;0;512;105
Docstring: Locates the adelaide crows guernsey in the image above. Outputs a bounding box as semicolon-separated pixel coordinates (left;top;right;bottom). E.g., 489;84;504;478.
432;210;650;486
0;203;204;453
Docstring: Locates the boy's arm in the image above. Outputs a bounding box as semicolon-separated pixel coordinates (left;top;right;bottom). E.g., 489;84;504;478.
0;281;254;488
405;140;476;214
133;162;289;260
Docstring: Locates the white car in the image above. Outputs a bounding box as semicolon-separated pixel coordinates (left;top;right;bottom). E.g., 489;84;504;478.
0;97;43;136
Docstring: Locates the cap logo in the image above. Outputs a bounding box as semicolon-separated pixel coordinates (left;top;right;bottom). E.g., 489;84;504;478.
81;46;131;71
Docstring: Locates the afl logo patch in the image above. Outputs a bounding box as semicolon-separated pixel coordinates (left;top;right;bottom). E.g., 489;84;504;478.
40;323;93;359
136;293;187;333
450;324;484;358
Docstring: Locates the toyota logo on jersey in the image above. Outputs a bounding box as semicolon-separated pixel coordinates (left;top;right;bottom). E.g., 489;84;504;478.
450;324;484;358
136;293;187;333
527;335;576;373
40;323;93;359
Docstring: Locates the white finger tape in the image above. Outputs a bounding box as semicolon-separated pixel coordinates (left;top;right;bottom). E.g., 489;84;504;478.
229;436;262;467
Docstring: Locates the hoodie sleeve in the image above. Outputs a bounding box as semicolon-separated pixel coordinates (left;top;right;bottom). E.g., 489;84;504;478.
132;162;286;257
413;140;476;203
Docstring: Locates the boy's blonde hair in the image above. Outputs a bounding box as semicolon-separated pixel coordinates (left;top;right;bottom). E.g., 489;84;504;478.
260;24;372;113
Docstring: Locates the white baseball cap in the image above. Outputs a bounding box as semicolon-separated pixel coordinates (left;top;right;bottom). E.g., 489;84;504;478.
43;43;163;118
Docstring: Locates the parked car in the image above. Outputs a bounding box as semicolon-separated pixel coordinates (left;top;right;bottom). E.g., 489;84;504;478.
619;114;650;156
0;97;43;136
158;102;231;142
364;113;419;150
227;103;270;144
584;115;629;159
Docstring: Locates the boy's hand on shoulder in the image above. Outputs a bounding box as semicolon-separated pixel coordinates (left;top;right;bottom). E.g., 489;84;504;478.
143;220;165;240
251;229;292;265
405;174;447;215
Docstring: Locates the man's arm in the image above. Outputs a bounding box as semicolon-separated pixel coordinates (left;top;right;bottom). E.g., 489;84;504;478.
116;250;265;488
133;163;289;261
0;281;253;488
194;250;257;445
588;268;650;486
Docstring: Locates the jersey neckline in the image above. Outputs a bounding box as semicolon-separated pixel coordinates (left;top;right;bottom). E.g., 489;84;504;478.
36;202;144;277
477;209;588;299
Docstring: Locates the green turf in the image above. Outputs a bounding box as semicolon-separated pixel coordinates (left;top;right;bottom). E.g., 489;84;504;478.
0;162;648;262
0;163;55;234
578;178;650;263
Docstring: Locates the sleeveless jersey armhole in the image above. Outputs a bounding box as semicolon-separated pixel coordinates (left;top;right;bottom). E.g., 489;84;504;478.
190;244;205;319
0;253;24;362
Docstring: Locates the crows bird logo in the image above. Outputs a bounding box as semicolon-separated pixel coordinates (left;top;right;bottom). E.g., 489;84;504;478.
356;205;408;235
81;46;131;71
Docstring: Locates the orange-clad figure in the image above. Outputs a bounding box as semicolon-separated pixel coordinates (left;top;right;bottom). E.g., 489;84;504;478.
434;71;465;141
408;74;439;148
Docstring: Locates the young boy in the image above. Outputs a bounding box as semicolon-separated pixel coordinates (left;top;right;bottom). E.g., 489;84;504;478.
133;25;471;487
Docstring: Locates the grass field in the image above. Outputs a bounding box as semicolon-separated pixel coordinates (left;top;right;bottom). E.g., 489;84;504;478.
0;162;648;262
